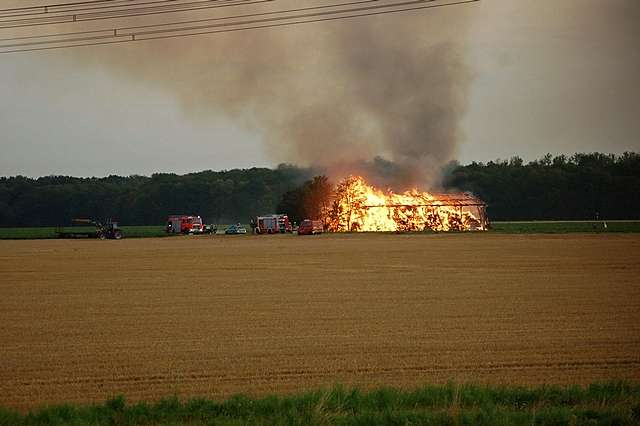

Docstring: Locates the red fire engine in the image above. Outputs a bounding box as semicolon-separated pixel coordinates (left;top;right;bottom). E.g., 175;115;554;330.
166;215;204;234
255;214;292;234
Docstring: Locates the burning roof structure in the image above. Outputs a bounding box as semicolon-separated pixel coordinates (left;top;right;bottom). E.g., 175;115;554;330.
326;176;488;232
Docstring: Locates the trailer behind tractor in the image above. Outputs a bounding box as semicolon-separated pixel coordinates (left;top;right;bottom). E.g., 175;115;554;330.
56;219;123;239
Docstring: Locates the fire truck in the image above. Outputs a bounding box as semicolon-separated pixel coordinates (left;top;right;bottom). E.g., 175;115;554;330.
166;215;204;234
255;214;292;234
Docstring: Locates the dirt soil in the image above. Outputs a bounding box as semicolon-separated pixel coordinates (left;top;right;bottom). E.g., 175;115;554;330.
1;233;639;410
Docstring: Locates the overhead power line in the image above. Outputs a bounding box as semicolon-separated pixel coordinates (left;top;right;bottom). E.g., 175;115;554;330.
0;0;480;54
0;0;377;42
0;0;149;17
1;1;194;19
0;0;265;28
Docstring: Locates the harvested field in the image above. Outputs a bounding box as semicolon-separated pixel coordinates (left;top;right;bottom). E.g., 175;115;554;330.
1;233;639;411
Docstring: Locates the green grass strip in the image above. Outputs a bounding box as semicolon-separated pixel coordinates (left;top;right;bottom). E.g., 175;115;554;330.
1;221;640;240
490;220;640;233
1;382;639;425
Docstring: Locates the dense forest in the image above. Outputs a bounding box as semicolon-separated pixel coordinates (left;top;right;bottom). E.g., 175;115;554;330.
445;152;640;221
0;165;312;227
0;153;638;227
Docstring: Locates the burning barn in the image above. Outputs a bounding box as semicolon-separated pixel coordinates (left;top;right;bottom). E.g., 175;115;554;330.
326;176;488;232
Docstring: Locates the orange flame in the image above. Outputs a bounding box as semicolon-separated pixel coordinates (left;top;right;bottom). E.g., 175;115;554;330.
326;176;487;232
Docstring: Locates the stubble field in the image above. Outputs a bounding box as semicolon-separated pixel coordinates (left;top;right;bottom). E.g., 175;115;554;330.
1;233;639;411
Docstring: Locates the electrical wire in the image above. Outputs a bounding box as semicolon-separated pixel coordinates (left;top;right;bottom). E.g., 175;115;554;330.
0;0;376;43
0;0;474;51
0;0;262;28
0;0;152;17
0;0;479;54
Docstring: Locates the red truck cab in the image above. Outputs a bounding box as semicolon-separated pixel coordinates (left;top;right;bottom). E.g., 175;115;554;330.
166;215;204;234
256;214;292;234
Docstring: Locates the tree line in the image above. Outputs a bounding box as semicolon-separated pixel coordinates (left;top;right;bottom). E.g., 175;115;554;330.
0;152;638;227
444;152;640;221
0;165;311;227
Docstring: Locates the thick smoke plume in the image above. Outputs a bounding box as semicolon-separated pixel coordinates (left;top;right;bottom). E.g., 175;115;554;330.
72;3;472;189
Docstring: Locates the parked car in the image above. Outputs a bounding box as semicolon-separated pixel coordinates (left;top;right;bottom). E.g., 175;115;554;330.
203;224;217;234
297;219;323;235
225;224;247;234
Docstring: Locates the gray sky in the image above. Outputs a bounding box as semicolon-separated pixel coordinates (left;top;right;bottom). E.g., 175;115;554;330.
0;0;639;177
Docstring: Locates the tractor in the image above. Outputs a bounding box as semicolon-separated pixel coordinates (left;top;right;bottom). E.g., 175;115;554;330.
56;219;124;240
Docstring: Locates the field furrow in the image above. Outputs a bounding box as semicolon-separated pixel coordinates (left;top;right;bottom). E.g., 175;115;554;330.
1;233;639;410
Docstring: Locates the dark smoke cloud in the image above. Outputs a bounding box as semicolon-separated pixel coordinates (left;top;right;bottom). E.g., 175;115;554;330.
70;3;472;189
313;25;470;189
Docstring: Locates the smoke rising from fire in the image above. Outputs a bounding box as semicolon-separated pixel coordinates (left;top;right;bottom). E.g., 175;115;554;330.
67;4;473;189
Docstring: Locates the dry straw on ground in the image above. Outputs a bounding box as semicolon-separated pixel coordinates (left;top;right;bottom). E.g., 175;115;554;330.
1;233;639;410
